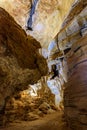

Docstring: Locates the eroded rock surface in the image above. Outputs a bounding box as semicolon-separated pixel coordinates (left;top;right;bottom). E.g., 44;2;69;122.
56;2;87;129
64;36;87;130
0;0;75;48
57;7;87;130
0;7;48;125
4;83;56;124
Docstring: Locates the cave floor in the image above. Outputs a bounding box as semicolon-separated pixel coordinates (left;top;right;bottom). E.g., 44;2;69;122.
1;111;71;130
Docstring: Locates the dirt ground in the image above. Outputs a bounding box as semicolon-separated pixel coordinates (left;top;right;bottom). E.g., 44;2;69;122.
1;112;70;130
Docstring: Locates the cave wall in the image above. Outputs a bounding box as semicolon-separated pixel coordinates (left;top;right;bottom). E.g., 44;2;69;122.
64;36;87;130
4;81;56;123
0;7;48;125
0;0;75;48
57;3;87;129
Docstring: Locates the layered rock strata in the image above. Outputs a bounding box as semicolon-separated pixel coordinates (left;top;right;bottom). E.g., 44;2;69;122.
58;6;87;50
64;35;87;130
57;4;87;130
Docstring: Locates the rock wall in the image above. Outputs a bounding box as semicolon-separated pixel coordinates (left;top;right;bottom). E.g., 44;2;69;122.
57;3;87;130
64;36;87;130
3;78;56;124
0;7;48;125
58;6;87;51
4;91;56;123
0;0;75;48
37;77;55;105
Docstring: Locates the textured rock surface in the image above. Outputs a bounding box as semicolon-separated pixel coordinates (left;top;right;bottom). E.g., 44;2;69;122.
37;77;55;105
64;35;87;130
0;0;30;27
0;7;48;125
63;0;87;28
56;2;87;129
0;0;87;129
30;0;74;48
4;84;56;124
58;6;87;50
0;0;74;48
0;112;69;130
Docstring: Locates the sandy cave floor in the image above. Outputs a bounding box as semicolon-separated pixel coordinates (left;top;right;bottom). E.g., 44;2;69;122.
1;111;71;130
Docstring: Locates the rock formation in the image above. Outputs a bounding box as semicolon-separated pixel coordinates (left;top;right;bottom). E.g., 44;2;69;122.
57;2;87;129
0;0;87;130
0;7;48;125
0;0;75;48
64;35;87;130
4;78;56;124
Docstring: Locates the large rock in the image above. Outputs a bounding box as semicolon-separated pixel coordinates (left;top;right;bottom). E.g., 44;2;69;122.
4;88;56;123
58;6;87;50
57;2;87;129
0;0;75;48
64;36;87;130
37;77;55;105
63;0;87;28
0;7;48;125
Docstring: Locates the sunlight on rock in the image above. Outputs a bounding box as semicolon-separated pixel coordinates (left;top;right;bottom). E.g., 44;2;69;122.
0;0;87;129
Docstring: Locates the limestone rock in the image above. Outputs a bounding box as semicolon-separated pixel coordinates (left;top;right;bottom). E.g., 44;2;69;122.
0;7;48;126
0;0;75;48
58;6;87;50
63;0;87;27
56;2;87;129
64;35;87;130
4;87;56;124
47;109;56;114
22;112;39;121
39;102;51;114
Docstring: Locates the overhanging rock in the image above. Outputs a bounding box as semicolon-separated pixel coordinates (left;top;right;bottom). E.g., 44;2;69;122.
0;7;48;121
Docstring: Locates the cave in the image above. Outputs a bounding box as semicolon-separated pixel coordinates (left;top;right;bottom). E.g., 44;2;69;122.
0;0;87;130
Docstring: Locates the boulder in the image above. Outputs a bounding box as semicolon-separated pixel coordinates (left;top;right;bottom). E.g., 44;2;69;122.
0;7;48;126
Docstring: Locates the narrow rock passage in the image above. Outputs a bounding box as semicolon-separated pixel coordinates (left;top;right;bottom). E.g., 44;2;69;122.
1;112;70;130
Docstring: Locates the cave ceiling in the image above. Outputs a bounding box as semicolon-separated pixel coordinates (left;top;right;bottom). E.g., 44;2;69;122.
0;0;75;48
